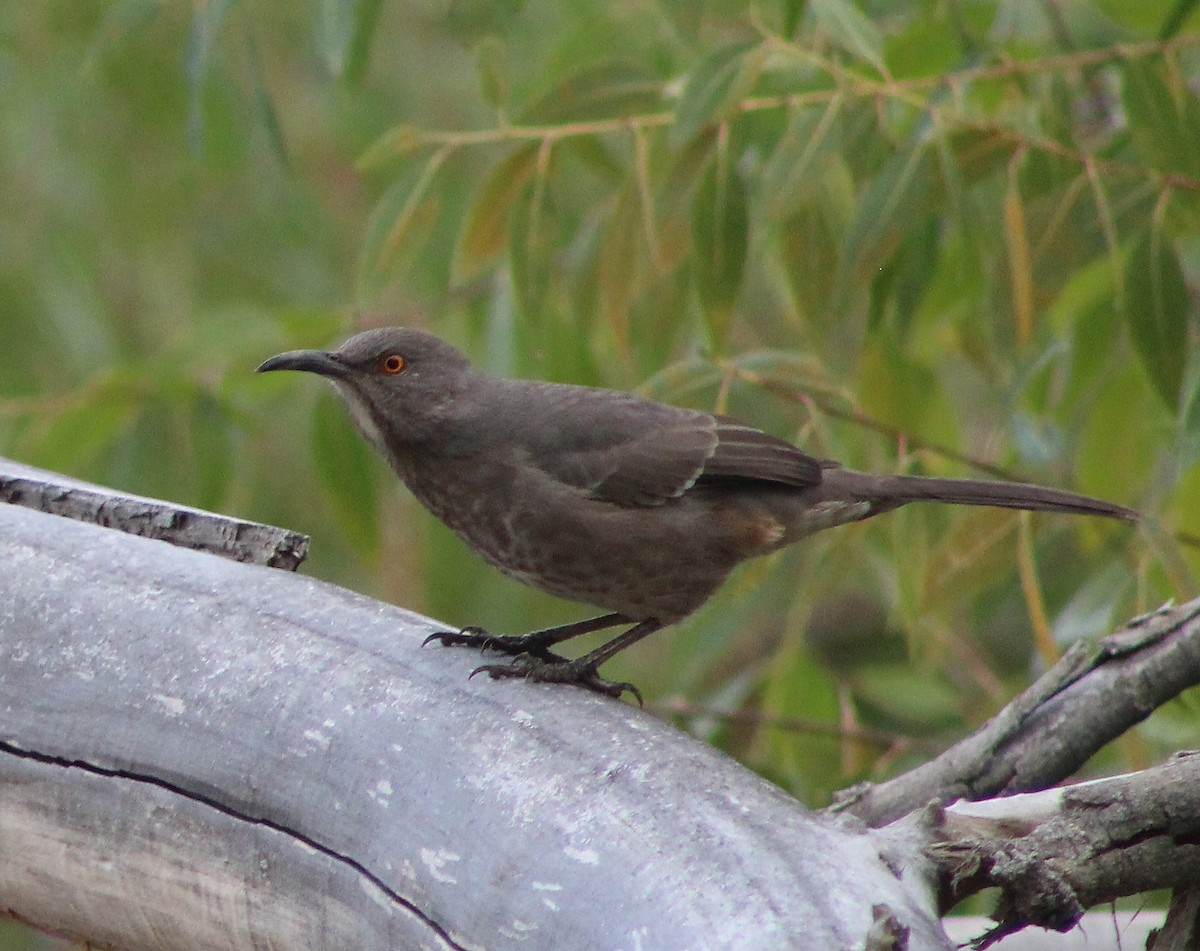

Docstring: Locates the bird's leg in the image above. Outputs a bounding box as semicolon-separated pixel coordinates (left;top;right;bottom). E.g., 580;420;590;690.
470;619;663;705
423;613;630;662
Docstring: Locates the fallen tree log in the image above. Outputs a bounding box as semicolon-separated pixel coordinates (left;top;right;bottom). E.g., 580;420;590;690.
6;460;1200;951
0;485;951;950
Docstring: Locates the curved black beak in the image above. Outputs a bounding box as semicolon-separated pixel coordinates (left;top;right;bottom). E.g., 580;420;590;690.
256;349;346;378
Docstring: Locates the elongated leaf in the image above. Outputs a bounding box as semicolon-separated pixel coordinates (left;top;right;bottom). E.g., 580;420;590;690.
444;0;527;45
1004;169;1033;348
1182;356;1200;469
834;145;931;311
520;61;663;124
596;181;644;348
508;177;559;323
245;30;290;168
453;145;538;282
693;156;749;347
810;0;886;75
1160;0;1200;40
782;0;805;38
760;97;845;217
31;393;134;475
673;41;763;144
475;35;508;110
83;0;161;69
358;125;425;167
946;127;1013;186
358;156;446;290
867;215;937;337
857;337;953;436
1122;59;1200;179
317;0;384;84
1124;229;1189;409
184;0;234;152
188;390;233;511
312;392;380;561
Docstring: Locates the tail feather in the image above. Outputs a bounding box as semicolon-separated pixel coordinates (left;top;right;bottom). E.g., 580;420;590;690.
821;469;1138;522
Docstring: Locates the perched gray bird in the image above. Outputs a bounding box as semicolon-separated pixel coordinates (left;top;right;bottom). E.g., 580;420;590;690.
258;328;1136;702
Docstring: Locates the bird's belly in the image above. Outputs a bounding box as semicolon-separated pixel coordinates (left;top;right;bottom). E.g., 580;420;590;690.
408;472;742;622
489;505;735;622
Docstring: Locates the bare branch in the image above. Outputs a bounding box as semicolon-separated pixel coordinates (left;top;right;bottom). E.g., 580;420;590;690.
832;598;1200;826
924;754;1200;946
0;457;308;569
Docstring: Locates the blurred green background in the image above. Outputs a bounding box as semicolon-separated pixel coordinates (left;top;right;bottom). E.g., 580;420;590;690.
3;0;1200;942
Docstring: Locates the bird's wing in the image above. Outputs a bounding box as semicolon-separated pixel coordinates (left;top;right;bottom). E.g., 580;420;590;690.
520;386;822;506
698;417;824;488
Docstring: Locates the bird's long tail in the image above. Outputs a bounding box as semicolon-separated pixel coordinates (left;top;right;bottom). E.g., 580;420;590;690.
817;468;1138;521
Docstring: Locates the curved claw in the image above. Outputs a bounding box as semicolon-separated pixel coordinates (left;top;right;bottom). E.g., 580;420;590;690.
422;626;494;650
425;627;574;661
469;656;642;705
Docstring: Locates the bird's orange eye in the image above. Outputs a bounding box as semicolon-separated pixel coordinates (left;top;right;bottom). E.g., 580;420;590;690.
379;354;406;375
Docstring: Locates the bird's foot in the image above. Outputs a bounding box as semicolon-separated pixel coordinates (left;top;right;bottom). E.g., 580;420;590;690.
469;656;643;706
422;626;561;660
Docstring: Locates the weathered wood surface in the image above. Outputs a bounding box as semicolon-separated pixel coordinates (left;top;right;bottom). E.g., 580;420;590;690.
0;499;952;950
0;457;308;569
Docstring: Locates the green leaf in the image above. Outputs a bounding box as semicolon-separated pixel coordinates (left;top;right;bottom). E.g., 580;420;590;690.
1124;230;1189;410
673;41;763;144
84;0;162;70
1160;0;1200;38
184;0;234;153
1051;563;1133;648
852;666;962;731
1181;355;1200;469
30;394;134;475
692;155;749;347
780;207;840;321
810;0;886;75
519;60;664;124
867;215;937;337
317;0;384;84
595;180;644;349
358;151;448;288
358;125;424;167
189;390;233;511
475;35;508;110
444;0;526;45
1122;58;1200;179
782;0;806;37
760;97;845;217
1077;364;1161;505
312;392;380;561
857;337;956;439
833;145;931;312
245;30;290;168
508;177;557;323
453;145;538;282
945;127;1014;187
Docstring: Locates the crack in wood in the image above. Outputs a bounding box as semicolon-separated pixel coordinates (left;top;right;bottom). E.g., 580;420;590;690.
0;738;468;951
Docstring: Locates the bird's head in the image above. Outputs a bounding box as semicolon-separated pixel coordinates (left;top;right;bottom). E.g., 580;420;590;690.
257;327;478;456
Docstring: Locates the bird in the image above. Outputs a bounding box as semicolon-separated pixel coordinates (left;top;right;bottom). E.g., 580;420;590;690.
257;327;1137;703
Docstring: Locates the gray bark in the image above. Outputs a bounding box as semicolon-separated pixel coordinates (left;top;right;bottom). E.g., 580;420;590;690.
926;754;1200;946
834;599;1200;828
0;458;307;568
0;496;951;951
